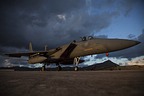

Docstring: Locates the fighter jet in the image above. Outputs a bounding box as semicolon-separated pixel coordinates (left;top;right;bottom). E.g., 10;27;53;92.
5;36;140;71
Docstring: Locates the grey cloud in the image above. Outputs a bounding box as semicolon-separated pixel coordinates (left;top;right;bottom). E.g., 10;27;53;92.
127;34;136;39
0;0;84;48
0;0;142;49
90;0;140;15
0;0;120;51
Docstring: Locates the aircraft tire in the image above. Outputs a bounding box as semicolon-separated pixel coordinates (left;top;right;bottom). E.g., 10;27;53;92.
42;66;45;71
74;66;79;71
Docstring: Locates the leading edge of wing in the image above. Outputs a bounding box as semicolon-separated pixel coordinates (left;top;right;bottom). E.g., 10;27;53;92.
5;48;61;57
5;51;47;57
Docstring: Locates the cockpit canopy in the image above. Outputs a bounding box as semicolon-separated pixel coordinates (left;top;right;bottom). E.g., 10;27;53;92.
80;36;94;41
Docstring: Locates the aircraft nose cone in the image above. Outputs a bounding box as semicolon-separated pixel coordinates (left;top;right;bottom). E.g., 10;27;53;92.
125;40;140;47
100;39;141;52
129;40;141;47
135;41;141;45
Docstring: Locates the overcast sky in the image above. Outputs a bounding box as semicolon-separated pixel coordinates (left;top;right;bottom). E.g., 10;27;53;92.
0;0;144;67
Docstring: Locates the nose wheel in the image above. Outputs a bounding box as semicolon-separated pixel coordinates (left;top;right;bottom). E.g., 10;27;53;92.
74;66;79;71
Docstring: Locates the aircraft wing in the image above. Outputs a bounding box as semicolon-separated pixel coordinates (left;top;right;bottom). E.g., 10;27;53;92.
5;49;61;57
5;51;46;57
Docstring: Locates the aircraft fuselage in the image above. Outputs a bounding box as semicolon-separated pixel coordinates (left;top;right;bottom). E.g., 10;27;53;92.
51;38;140;59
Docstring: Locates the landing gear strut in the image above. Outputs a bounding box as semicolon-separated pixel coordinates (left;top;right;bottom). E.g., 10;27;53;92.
42;64;46;71
56;63;62;71
57;65;62;71
73;57;80;71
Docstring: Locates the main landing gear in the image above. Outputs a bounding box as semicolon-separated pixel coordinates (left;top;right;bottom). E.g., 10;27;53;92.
73;57;80;71
42;64;46;71
56;63;62;71
42;63;62;71
41;57;80;71
57;65;62;71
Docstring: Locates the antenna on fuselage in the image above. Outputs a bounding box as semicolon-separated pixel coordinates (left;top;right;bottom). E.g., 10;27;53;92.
29;42;33;52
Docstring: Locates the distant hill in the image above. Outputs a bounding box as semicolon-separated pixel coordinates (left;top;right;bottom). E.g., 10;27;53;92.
82;60;119;71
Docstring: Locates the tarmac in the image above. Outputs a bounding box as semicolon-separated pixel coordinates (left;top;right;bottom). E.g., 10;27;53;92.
0;70;144;96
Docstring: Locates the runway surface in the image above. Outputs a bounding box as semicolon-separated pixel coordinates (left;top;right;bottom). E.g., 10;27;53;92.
0;70;144;96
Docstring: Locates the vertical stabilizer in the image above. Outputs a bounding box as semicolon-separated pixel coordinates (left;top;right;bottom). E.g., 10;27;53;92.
29;42;33;52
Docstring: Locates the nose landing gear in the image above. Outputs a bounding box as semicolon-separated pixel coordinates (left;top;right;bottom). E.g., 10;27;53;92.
73;57;80;71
